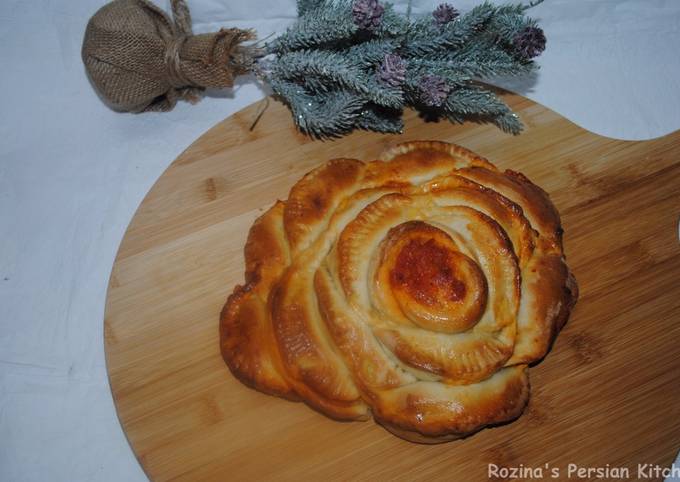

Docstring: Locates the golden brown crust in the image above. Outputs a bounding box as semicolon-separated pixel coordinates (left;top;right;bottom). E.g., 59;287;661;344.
372;365;530;441
220;141;577;441
220;202;296;400
284;158;365;254
378;140;497;171
378;221;488;333
458;166;563;246
269;268;369;420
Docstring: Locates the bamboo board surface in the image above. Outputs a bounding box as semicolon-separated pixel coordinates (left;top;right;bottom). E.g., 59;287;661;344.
105;91;680;481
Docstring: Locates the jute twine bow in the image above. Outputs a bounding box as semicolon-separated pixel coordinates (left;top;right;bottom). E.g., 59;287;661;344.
82;0;261;112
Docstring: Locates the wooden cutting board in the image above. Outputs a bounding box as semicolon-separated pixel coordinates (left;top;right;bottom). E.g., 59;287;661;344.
105;90;680;481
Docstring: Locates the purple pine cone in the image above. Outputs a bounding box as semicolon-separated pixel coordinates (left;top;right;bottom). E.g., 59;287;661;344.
352;0;385;30
514;26;547;59
432;3;459;25
418;75;450;107
377;53;406;87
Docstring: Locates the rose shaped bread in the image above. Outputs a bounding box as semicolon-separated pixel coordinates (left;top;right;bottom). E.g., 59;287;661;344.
220;141;578;442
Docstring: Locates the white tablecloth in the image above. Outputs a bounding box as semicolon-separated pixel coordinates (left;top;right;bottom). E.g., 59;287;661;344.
1;1;679;480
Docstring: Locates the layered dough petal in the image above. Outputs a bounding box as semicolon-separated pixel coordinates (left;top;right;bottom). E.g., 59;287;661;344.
220;141;578;441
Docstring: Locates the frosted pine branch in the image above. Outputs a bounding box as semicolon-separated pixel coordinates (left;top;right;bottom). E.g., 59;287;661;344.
268;50;404;108
263;0;545;138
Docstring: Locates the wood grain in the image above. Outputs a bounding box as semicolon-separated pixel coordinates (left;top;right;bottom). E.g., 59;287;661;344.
105;91;680;481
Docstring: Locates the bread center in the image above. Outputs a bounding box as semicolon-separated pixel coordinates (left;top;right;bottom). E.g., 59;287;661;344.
376;221;487;333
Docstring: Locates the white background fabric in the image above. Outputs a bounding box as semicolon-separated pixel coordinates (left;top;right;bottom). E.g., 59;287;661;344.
0;1;679;480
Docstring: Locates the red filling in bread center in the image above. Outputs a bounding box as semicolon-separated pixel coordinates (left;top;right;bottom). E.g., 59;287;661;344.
391;237;466;306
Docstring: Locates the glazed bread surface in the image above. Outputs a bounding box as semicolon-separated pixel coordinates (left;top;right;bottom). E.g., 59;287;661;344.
220;141;578;442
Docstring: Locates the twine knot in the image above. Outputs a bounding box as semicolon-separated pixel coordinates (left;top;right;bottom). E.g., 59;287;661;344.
165;34;191;89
